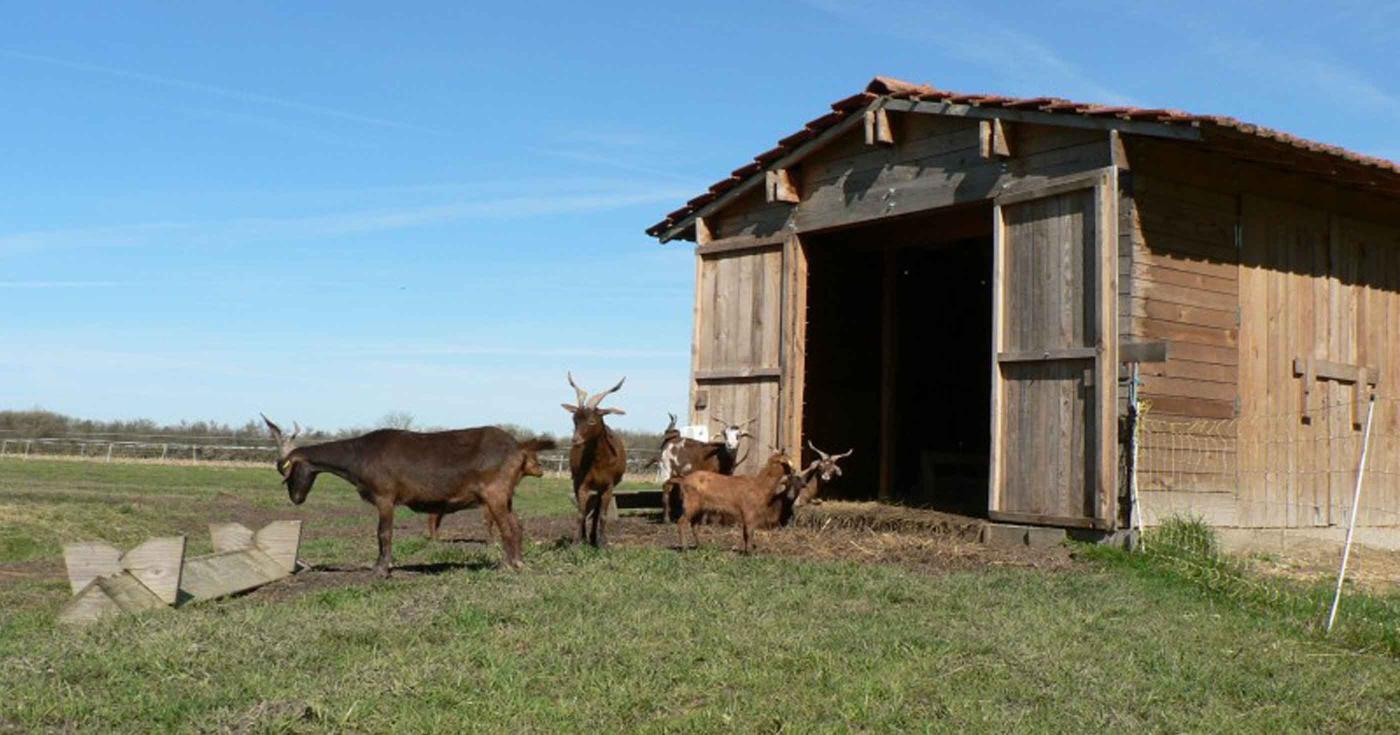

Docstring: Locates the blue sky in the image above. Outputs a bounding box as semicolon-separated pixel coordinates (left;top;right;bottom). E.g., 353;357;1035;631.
2;1;1397;434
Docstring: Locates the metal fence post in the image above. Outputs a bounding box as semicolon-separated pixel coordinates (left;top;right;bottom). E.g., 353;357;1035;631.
106;443;114;462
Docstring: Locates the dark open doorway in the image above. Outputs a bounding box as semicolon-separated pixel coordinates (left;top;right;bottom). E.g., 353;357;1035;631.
801;204;993;515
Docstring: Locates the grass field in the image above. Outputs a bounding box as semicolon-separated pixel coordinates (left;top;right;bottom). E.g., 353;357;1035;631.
3;458;1400;732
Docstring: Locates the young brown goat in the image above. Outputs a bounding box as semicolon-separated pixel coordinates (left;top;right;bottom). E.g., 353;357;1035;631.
425;444;548;542
674;451;797;553
263;415;550;576
656;413;753;522
562;373;627;548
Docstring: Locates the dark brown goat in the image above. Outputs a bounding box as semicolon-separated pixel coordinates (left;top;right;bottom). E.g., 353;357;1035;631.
426;445;547;541
674;451;797;553
562;373;627;547
263;415;552;576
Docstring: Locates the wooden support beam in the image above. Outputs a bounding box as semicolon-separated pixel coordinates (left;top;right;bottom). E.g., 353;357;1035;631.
694;366;781;382
881;98;1203;141
659;107;870;242
980;119;1012;158
1293;356;1378;425
1109;129;1129;170
765;168;800;204
694;216;713;246
997;347;1098;363
864;107;893;145
695;233;785;257
878;248;897;502
1119;340;1169;364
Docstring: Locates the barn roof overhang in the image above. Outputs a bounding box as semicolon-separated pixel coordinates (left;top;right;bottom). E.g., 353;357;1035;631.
648;76;1400;243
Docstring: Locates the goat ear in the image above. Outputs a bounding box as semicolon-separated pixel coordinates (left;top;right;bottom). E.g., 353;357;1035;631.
598;407;626;416
561;403;578;413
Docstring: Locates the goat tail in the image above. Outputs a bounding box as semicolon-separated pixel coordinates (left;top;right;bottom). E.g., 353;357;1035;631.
521;438;558;452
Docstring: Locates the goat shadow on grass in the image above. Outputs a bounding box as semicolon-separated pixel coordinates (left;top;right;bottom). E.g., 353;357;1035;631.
435;537;493;546
306;560;495;576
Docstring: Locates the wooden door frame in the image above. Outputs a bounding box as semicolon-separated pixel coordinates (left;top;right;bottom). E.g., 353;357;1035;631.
987;167;1119;529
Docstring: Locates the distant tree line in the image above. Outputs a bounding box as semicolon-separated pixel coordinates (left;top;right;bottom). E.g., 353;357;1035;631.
0;408;664;451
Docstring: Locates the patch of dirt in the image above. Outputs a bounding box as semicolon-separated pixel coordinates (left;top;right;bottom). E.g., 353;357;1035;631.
1242;540;1400;593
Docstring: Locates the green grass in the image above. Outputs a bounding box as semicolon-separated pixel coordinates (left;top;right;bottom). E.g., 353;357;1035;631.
1084;516;1400;657
4;460;1400;732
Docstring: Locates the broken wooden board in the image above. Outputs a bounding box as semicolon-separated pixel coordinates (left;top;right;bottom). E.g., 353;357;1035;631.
58;520;303;626
62;536;185;604
179;548;288;602
58;572;169;626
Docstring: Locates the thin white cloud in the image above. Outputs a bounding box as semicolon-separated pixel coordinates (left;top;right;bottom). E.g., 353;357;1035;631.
0;48;442;135
800;0;1135;104
0;185;692;255
0;280;128;288
1195;35;1400;120
350;345;689;360
527;146;705;184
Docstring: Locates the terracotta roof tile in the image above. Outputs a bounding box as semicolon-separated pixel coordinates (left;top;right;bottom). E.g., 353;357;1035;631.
646;76;1400;239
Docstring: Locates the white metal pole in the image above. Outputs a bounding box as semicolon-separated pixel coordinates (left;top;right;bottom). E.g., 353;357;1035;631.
106;443;114;462
1326;394;1376;635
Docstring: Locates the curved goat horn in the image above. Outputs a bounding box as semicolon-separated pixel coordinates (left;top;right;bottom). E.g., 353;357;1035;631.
566;371;588;406
291;421;303;441
832;448;854;460
260;412;282;438
586;376;625;409
807;440;830;460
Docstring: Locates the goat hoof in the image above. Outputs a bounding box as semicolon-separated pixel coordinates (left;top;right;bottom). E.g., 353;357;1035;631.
373;565;392;578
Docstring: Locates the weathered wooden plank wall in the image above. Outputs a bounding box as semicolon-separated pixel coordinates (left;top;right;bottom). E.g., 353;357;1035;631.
992;187;1101;523
1127;136;1400;527
690;244;784;472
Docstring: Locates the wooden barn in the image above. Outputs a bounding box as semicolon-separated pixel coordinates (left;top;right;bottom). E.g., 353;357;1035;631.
646;76;1400;533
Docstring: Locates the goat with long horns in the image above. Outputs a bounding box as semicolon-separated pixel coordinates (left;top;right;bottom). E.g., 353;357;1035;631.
562;372;627;548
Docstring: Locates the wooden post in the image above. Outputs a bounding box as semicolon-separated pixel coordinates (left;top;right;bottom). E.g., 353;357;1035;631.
864;107;893;145
878;247;898;501
106;443;114;462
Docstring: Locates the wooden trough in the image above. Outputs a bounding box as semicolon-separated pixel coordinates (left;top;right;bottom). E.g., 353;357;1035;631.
59;520;302;626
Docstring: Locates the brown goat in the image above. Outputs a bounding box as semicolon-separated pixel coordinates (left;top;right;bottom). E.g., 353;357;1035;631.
426;445;547;541
562;373;627;548
263;415;552;576
656;413;753;521
674;451;797;553
791;442;854;507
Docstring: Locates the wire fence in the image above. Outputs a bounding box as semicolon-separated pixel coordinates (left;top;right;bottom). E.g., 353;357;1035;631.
1131;391;1400;648
0;435;663;477
1134;395;1400;528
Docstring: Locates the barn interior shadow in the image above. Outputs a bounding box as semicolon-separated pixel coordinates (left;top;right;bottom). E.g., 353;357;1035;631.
802;203;993;517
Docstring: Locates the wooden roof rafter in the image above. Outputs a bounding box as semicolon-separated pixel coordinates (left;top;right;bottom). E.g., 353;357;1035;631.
656;97;1204;243
649;76;1400;242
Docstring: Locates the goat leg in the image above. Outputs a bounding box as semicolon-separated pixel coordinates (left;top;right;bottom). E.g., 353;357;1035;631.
373;505;395;577
426;513;441;541
588;494;604;548
485;499;524;570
